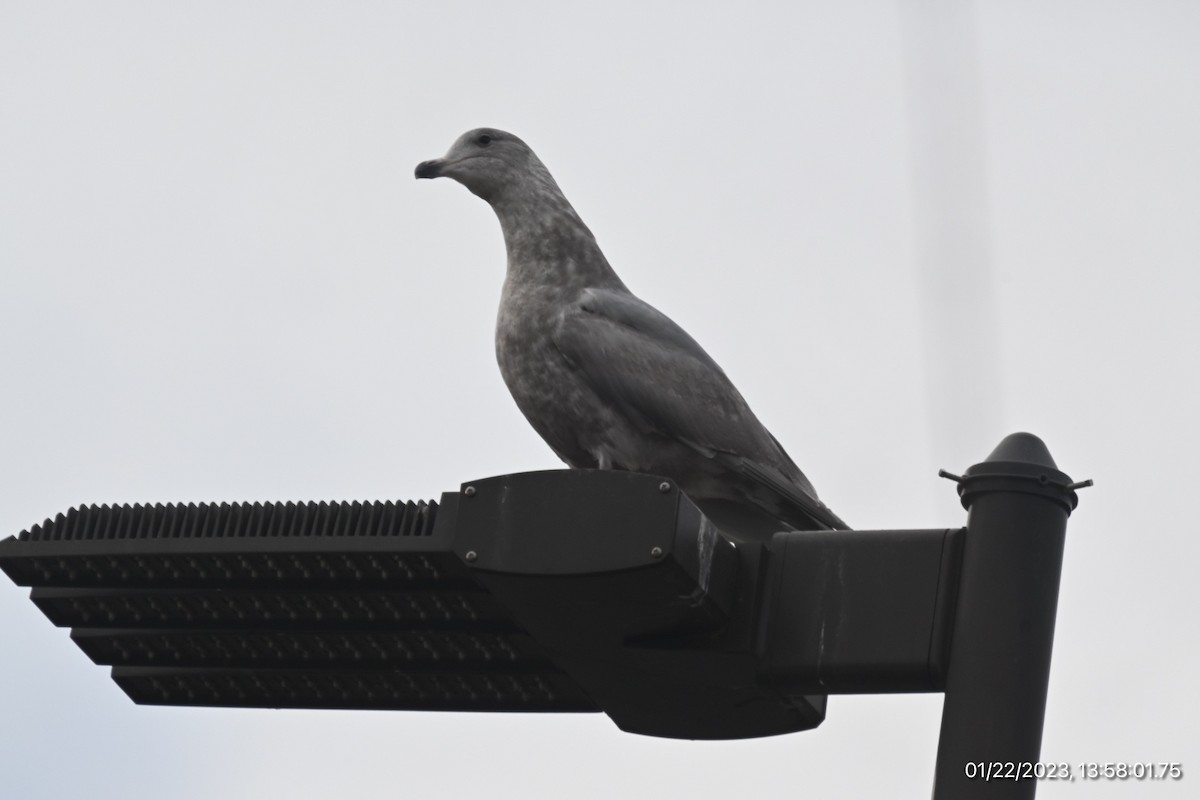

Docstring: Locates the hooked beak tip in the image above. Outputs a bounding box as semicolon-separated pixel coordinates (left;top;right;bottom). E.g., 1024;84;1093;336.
414;159;443;179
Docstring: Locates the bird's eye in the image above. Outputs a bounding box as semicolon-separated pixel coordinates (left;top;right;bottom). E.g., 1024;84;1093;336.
477;133;493;146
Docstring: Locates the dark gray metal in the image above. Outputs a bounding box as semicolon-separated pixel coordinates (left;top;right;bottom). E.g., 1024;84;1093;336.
453;470;825;739
0;495;600;713
932;433;1083;799
757;527;964;694
0;470;827;738
0;435;1082;757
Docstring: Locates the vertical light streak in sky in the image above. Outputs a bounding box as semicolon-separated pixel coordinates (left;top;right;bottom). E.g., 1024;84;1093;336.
901;0;1004;464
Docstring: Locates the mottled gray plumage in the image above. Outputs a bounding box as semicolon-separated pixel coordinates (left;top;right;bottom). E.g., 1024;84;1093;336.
416;128;847;536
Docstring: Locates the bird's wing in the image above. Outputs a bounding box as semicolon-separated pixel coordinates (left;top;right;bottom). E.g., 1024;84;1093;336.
552;288;846;530
733;455;850;530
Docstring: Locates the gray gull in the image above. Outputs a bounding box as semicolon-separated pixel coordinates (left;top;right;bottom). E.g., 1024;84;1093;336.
416;128;847;537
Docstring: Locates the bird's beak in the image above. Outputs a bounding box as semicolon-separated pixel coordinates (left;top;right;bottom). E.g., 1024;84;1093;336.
414;159;444;179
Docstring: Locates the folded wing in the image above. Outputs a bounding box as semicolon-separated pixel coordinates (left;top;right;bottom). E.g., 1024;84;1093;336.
552;288;847;530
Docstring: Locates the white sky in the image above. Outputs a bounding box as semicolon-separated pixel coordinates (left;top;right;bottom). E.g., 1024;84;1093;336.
2;1;1197;797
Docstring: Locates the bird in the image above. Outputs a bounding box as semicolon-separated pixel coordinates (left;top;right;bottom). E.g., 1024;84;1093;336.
416;128;847;539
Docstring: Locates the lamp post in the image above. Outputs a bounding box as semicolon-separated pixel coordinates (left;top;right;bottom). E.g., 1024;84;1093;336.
933;433;1087;798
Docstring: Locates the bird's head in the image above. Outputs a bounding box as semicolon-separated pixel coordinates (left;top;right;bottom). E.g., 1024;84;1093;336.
415;128;553;204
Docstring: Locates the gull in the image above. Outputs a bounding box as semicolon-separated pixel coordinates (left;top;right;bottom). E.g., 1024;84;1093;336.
416;128;847;537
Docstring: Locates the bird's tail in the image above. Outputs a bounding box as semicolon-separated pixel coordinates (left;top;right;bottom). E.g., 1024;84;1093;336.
729;458;850;531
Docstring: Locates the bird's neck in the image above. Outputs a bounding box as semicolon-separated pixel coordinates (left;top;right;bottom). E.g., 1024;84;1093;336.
490;182;625;291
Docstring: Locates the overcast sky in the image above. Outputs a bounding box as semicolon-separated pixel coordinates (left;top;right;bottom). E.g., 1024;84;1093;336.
2;1;1197;797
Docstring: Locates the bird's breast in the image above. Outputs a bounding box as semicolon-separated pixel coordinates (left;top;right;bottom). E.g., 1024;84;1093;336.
494;281;617;468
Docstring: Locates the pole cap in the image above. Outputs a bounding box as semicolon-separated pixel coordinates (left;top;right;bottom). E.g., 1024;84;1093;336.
947;432;1087;514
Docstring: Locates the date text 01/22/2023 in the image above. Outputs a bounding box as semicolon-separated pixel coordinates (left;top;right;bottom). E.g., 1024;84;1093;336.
964;762;1184;782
